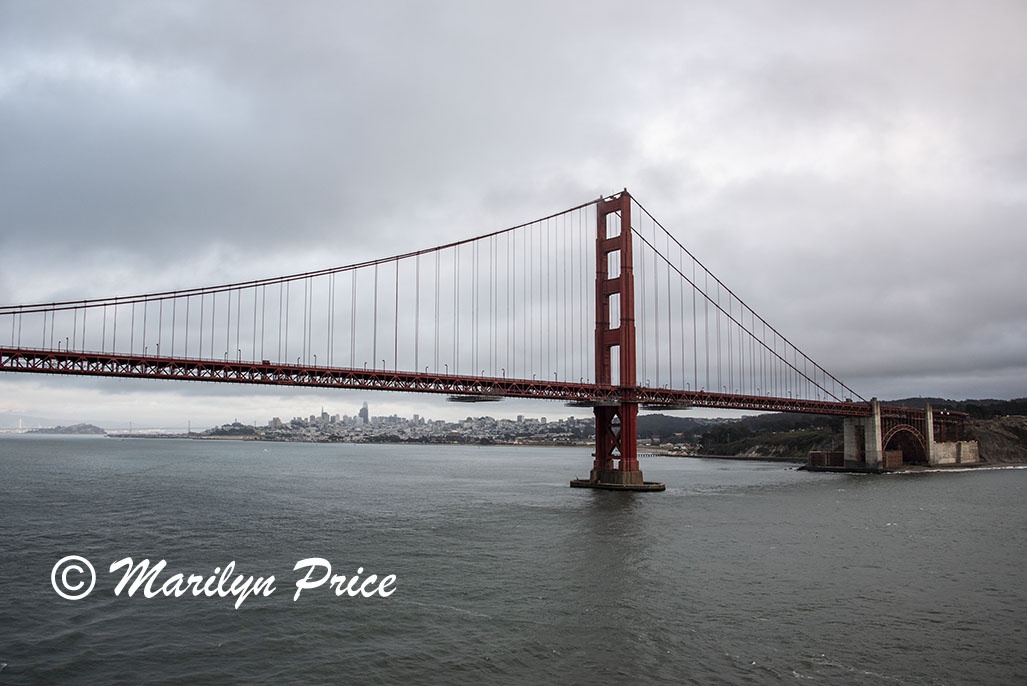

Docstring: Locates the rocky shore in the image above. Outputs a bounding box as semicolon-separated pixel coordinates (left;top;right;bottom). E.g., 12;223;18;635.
968;416;1027;463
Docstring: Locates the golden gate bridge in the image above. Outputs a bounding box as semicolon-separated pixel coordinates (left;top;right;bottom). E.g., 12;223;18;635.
0;190;967;488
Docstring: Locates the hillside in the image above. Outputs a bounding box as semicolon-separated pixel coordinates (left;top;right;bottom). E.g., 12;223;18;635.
697;425;840;458
886;397;1027;419
639;408;1027;462
638;412;841;458
27;423;106;435
967;416;1027;463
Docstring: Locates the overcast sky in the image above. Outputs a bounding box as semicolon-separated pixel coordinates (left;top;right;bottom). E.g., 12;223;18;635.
1;1;1025;428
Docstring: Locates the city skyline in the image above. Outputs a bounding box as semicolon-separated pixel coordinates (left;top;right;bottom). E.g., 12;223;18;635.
0;392;760;431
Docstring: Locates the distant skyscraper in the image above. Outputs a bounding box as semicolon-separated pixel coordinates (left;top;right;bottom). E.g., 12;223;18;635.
358;402;369;424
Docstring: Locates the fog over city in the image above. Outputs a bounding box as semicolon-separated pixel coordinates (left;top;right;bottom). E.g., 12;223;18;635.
1;1;1025;428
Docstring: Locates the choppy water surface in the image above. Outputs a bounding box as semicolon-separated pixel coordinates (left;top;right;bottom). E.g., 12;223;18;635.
1;435;1024;684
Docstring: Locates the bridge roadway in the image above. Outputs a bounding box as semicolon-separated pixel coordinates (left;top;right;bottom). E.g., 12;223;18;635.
0;346;872;417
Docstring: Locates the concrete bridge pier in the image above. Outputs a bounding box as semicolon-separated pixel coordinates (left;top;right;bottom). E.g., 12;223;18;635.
835;398;979;471
843;398;883;469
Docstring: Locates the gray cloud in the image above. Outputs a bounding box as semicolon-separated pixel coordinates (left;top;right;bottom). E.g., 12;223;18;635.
1;1;1025;424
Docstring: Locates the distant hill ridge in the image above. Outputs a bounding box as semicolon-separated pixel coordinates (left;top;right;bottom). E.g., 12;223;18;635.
638;398;1027;460
638;398;1027;439
27;423;106;435
883;397;1027;418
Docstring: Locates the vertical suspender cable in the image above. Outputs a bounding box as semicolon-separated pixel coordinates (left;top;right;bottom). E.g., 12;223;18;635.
350;270;356;368
495;234;499;375
581;210;587;383
666;228;673;387
455;246;460;373
236;288;241;361
302;280;308;363
528;224;533;376
716;281;721;393
640;227;647;384
415;254;420;373
171;299;177;358
253;285;258;362
209;292;215;359
541;219;546;375
678;248;685;390
394;259;399;371
472;241;477;374
727;296;733;392
653;216;660;387
223;290;230;359
434;250;439;373
157;300;162;356
372;263;378;369
704;271;709;390
506;232;512;376
329;273;335;366
524;227;529;378
569;212;575;380
692;261;697;390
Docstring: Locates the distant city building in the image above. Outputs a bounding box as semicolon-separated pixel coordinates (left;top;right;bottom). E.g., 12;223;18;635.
228;407;607;448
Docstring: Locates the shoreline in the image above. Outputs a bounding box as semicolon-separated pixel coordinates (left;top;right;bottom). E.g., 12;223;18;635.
12;432;1023;467
803;461;1026;474
102;432;809;462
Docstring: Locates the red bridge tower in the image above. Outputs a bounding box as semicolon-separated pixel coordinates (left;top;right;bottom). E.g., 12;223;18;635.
572;191;665;491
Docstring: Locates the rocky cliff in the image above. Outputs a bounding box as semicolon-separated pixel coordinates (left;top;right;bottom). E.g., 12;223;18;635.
968;416;1027;463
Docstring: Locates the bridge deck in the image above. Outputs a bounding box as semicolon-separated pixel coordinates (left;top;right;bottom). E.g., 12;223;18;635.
0;346;872;417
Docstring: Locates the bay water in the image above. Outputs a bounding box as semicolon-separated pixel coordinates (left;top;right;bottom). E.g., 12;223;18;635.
1;435;1024;684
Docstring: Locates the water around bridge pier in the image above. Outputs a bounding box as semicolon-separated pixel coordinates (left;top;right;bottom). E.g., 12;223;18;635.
2;436;1024;684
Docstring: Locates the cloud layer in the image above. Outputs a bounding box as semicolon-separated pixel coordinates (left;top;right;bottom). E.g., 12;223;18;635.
2;1;1025;425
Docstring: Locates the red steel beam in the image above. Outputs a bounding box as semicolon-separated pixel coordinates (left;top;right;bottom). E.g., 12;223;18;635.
0;346;875;417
